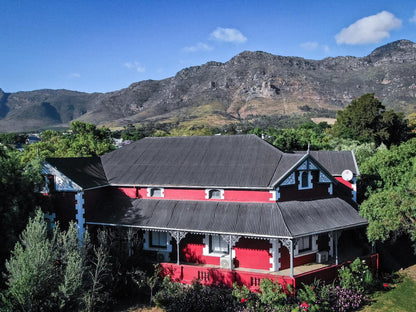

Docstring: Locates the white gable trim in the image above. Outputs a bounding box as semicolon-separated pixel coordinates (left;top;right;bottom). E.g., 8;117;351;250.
273;154;338;188
42;162;82;192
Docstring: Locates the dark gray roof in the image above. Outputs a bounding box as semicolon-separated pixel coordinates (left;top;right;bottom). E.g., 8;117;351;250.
46;157;108;189
44;135;358;190
294;151;359;176
101;135;296;189
278;198;367;237
86;196;367;238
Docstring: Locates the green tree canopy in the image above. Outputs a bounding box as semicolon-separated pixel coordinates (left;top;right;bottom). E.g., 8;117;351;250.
0;147;44;272
250;121;331;152
359;138;416;249
22;121;115;162
331;93;409;146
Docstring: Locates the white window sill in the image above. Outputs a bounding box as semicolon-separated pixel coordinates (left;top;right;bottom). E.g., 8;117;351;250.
295;249;318;257
207;252;229;257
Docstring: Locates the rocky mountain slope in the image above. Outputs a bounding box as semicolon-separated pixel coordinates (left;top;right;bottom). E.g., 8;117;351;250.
1;39;416;132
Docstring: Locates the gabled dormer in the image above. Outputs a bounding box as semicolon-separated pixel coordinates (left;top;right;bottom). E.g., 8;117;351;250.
272;154;337;202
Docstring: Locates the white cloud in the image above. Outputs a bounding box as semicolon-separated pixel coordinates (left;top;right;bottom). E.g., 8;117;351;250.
124;61;145;72
410;10;416;23
300;41;319;50
210;27;247;43
183;42;213;52
300;42;330;54
68;73;80;79
335;11;402;45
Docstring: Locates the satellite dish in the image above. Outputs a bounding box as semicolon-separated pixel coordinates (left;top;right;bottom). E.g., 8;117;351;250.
342;169;353;181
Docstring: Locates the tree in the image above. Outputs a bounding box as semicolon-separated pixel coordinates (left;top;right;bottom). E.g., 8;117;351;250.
250;121;331;152
1;210;114;312
3;210;57;311
83;229;112;312
0;147;44;277
22;121;115;162
359;138;416;249
331;93;409;146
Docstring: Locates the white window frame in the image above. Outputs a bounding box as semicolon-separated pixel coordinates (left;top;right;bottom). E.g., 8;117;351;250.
298;171;313;190
294;235;318;256
205;189;224;200
143;231;172;252
203;235;229;256
147;187;165;198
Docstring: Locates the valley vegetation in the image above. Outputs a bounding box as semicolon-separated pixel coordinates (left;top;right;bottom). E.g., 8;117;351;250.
1;93;416;311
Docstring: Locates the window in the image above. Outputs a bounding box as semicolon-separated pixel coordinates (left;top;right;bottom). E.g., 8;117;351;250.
298;236;312;253
209;235;229;254
143;231;172;252
205;189;224;199
210;189;221;199
147;187;164;198
301;172;308;188
150;232;167;248
298;171;312;190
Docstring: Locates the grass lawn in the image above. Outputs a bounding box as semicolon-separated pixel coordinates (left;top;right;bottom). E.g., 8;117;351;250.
361;265;416;312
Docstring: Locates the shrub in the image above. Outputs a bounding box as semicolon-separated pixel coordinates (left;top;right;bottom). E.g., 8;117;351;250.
338;258;373;293
329;286;366;312
296;280;331;312
154;278;236;312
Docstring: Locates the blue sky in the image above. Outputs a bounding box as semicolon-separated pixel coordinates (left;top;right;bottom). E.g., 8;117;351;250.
1;0;415;93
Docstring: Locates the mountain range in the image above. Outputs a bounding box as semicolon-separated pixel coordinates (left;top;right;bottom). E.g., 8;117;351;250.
1;39;416;133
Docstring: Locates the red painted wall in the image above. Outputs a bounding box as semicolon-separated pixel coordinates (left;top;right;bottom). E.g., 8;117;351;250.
279;245;317;270
234;238;272;270
179;235;274;269
115;186;272;202
161;254;379;291
160;263;295;292
335;177;353;189
180;234;220;265
118;187;138;198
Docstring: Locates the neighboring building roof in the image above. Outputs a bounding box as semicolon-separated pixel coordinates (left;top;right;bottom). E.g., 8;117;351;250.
45;157;108;190
294;150;360;176
86;196;367;239
101;135;303;189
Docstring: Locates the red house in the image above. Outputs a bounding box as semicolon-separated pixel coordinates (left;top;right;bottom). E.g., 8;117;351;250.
42;135;375;290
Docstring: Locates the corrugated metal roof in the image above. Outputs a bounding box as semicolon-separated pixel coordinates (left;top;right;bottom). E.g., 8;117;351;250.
44;136;359;190
46;157;108;189
278;198;367;237
86;197;292;238
85;196;366;238
294;151;359;176
101;135;286;188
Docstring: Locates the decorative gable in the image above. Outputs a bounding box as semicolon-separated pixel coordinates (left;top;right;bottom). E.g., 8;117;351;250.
319;171;332;183
42;162;82;192
297;159;318;170
280;173;296;186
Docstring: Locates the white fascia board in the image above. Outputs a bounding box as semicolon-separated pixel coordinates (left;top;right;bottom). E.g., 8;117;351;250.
351;150;360;176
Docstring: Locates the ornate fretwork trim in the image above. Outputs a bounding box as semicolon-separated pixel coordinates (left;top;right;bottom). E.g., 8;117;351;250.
221;234;241;247
280;238;296;250
319;171;332;183
298;159;318;171
281;172;296;186
169;231;188;242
